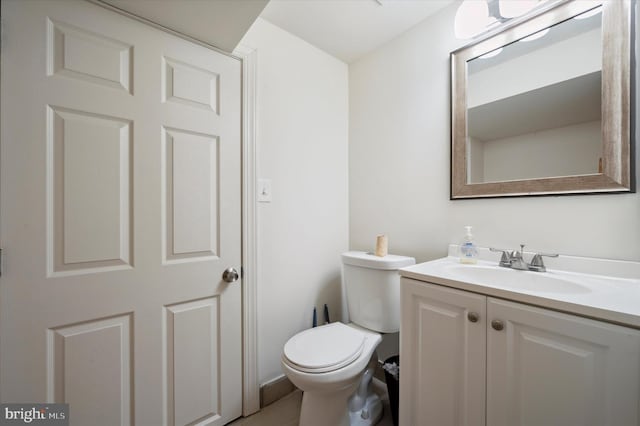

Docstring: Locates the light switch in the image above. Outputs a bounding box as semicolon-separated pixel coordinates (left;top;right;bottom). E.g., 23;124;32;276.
257;178;272;202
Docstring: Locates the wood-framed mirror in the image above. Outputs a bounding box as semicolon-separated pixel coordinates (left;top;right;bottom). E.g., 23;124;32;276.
451;0;635;199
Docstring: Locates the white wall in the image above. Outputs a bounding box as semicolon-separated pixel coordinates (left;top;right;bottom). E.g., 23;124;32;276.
482;120;602;182
349;3;640;263
239;18;349;385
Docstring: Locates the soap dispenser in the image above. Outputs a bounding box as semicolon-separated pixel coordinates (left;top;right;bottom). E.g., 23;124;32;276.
459;225;478;264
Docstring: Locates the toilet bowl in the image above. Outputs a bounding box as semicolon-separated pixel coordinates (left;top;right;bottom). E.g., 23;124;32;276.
281;251;415;426
281;322;382;426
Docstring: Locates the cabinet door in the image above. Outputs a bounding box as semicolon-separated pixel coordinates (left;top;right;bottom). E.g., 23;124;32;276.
400;278;486;426
487;298;640;426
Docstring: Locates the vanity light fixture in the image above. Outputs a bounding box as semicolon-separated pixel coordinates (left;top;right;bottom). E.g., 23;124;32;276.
454;0;496;39
498;0;542;19
455;0;549;40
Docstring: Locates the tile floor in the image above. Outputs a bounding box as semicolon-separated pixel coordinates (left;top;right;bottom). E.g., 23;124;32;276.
229;379;395;426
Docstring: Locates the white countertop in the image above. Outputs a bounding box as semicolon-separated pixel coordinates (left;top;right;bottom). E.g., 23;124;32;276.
400;252;640;329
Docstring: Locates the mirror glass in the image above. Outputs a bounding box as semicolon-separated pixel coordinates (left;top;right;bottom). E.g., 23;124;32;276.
466;7;602;184
450;0;634;199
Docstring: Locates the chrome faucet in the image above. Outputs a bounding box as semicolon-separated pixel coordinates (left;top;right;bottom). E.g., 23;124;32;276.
490;245;558;272
509;244;529;270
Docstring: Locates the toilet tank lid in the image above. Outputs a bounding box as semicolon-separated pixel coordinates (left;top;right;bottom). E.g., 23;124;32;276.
342;251;415;270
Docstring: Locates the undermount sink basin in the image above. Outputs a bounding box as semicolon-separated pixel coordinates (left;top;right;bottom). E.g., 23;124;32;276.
443;263;591;294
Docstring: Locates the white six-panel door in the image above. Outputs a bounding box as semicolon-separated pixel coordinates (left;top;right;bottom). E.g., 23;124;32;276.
0;1;242;425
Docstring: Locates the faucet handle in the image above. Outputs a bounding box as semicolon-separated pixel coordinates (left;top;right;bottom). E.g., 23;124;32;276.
490;247;512;267
529;253;559;272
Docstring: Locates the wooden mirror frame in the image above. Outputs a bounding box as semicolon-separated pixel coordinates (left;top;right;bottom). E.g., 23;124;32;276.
451;0;635;199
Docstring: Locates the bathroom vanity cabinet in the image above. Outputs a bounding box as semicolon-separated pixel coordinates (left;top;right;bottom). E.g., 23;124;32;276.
399;277;640;426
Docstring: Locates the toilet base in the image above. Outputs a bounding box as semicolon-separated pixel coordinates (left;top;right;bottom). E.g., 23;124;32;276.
349;392;383;426
299;383;357;426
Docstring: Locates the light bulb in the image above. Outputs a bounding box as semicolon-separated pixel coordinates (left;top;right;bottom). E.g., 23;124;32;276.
455;0;491;39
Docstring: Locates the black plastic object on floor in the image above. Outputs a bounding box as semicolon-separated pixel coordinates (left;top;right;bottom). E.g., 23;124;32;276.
383;355;400;426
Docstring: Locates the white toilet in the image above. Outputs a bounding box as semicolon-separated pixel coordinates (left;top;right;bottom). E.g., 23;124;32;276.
281;251;415;426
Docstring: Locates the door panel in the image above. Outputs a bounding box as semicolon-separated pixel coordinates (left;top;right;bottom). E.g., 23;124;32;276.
48;314;133;426
49;106;133;274
162;57;218;112
47;18;133;92
1;1;242;425
162;127;219;262
165;298;220;426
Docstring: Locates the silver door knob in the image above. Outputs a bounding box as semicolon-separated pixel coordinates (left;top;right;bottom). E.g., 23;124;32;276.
222;267;239;283
491;319;504;331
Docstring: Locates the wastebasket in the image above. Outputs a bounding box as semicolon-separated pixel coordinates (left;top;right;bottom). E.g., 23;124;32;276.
383;355;399;426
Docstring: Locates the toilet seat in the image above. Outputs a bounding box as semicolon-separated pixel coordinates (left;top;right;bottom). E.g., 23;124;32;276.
283;323;365;373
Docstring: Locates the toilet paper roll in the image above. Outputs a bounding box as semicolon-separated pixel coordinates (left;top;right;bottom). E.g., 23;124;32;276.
375;235;388;257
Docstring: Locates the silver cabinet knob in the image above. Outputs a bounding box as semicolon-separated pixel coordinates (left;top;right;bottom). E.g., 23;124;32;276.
222;267;239;283
491;319;504;331
467;312;479;323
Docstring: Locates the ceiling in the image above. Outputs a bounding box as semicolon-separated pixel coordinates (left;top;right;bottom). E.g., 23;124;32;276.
100;0;269;53
97;0;453;62
260;0;455;63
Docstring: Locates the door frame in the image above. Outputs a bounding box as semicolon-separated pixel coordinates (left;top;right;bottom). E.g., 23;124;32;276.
234;44;260;417
0;0;261;417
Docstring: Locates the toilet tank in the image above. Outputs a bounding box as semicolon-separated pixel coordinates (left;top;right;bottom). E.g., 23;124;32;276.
342;251;415;333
